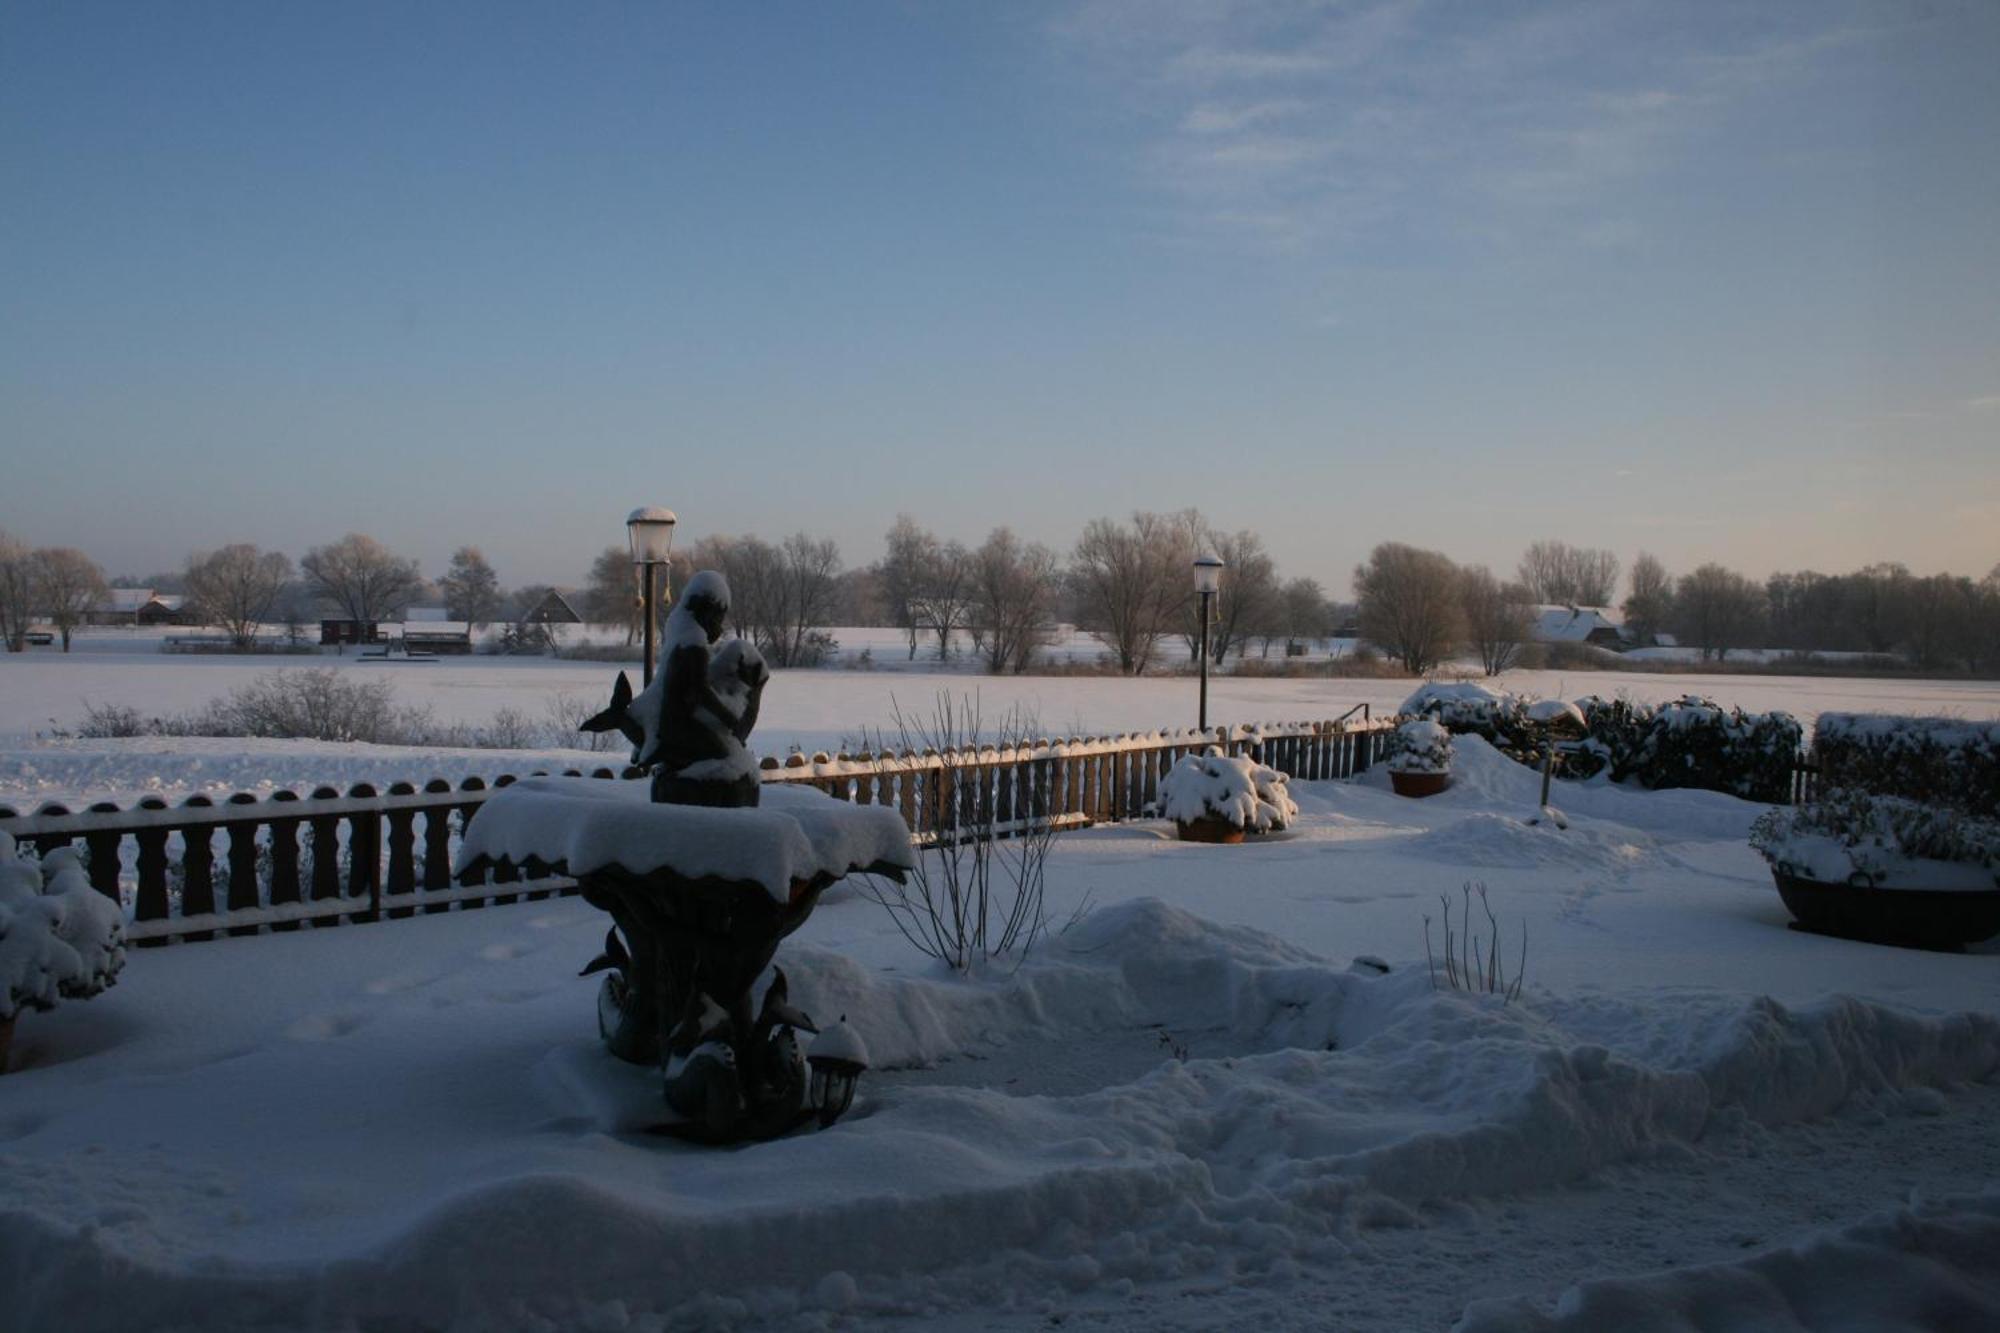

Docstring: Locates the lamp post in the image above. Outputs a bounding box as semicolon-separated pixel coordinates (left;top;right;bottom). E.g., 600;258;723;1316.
627;507;678;684
1193;551;1224;733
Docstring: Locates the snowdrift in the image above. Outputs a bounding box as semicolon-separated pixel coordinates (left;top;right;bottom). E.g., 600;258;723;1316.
4;899;1996;1332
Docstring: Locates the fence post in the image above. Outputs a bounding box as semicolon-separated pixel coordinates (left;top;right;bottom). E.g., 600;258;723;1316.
308;786;342;924
182;795;218;942
268;791;304;932
347;782;382;924
222;793;262;937
133;798;170;946
84;802;123;906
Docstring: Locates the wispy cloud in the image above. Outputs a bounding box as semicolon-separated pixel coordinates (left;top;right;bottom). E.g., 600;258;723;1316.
1052;0;1897;259
1967;395;2000;411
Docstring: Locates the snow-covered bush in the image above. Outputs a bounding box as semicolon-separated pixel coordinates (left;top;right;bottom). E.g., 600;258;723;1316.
1156;749;1296;832
1814;714;2000;818
1408;688;1800;800
1;834;128;1066
1751;790;2000;891
1398;681;1524;734
1387;719;1454;775
1613;696;1800;803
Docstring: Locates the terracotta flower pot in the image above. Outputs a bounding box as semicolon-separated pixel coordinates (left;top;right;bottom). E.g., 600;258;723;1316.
1390;770;1451;799
1175;816;1247;845
1771;867;2000;950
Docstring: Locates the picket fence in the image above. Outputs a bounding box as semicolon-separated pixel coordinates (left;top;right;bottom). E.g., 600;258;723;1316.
0;715;1396;946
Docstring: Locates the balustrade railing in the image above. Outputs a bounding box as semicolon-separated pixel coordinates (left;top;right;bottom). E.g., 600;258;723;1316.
0;718;1396;945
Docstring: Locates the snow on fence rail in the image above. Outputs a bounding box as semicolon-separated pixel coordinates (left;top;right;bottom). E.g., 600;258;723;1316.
0;718;1396;946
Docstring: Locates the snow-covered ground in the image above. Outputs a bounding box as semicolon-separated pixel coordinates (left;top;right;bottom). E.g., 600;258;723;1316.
5;630;1999;807
4;732;1998;1332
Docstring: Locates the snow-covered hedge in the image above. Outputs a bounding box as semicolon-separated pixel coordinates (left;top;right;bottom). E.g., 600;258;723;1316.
1751;790;2000;891
1;834;127;1038
1616;696;1801;803
1814;714;2000;818
1387;719;1453;775
1156;749;1297;832
1400;686;1800;802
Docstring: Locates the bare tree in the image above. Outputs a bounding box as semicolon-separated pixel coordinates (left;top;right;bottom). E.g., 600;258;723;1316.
1904;572;1970;671
0;531;36;652
184;544;293;649
1280;577;1331;647
1517;540;1620;606
439;546;502;630
1458;565;1533;676
1672;563;1765;661
914;540;975;662
29;547;108;652
1189;529;1279;664
879;515;934;660
1354;542;1463;674
300;533;423;627
1622;552;1674;646
1071;509;1201;674
692;533;844;667
583;545;641;644
966;528;1061;674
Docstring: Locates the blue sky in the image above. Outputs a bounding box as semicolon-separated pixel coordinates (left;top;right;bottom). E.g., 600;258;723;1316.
3;0;1995;595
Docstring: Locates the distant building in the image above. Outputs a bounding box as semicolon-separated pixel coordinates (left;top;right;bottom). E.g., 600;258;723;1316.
90;589;193;627
523;590;583;625
320;618;386;646
1529;605;1630;650
398;618;474;655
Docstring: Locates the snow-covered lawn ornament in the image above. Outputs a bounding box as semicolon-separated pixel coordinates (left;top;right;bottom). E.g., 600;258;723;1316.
1751;791;2000;948
580;570;770;809
461;571;914;1142
1155;748;1296;843
1387;719;1454;798
0;834;127;1072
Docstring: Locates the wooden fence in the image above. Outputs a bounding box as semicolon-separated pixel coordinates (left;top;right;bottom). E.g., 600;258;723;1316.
0;717;1397;946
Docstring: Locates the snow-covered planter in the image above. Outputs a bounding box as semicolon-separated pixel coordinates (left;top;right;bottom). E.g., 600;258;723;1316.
0;835;128;1071
1387;719;1453;798
1156;749;1296;842
1750;791;2000;948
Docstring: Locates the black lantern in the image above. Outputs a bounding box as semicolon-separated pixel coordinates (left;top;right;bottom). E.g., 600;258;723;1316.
806;1016;868;1128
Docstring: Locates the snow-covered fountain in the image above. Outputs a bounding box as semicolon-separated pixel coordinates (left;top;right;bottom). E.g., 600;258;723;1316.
455;572;914;1141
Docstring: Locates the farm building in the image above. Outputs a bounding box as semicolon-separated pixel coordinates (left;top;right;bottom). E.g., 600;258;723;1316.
1529;605;1630;649
89;589;193;627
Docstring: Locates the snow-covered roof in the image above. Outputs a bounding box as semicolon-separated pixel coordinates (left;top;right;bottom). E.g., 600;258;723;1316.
100;588;155;613
405;606;452;623
1530;606;1625;643
151;595;186;612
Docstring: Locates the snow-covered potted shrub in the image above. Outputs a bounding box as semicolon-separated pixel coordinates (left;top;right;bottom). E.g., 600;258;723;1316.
0;835;128;1071
1387;719;1454;798
1750;791;2000;948
1156;748;1297;844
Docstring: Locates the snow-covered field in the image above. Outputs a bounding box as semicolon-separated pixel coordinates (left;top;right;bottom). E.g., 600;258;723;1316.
5;635;2000;1332
4;630;1999;807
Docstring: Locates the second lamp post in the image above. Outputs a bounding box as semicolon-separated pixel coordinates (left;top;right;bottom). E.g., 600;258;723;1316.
1193;551;1224;732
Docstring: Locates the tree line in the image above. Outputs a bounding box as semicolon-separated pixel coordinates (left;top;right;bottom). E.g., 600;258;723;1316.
2;524;1994;676
1354;540;2000;676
